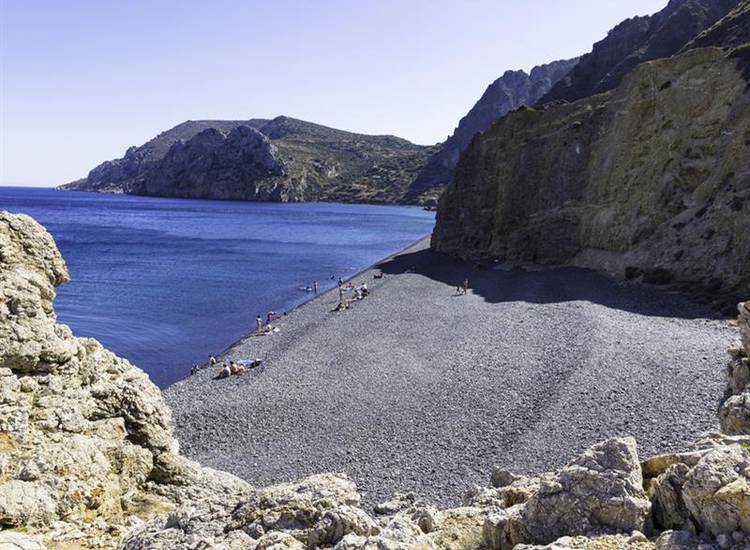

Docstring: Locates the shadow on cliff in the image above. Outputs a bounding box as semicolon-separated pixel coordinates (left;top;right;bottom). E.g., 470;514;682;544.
376;246;726;320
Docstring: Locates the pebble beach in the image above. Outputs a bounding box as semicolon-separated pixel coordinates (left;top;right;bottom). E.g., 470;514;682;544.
166;236;737;508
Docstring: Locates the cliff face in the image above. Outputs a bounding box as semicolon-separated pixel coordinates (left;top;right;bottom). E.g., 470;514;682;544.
405;58;578;205
61;116;435;204
1;211;749;549
686;0;750;49
539;0;740;105
433;47;750;307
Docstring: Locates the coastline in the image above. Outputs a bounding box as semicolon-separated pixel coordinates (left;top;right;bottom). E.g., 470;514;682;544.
166;237;735;507
212;234;434;363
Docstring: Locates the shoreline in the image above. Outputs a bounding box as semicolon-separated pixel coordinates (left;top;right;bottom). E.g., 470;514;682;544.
166;239;735;507
212;234;434;364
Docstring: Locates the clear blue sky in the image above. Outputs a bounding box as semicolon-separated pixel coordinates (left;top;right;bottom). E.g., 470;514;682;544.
1;0;666;187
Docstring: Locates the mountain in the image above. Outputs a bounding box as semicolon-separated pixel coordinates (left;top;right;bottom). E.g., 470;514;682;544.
405;58;579;205
432;46;750;309
62;116;436;204
685;0;750;49
539;0;740;105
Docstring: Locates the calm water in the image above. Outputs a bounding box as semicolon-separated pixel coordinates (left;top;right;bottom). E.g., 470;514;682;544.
1;187;434;387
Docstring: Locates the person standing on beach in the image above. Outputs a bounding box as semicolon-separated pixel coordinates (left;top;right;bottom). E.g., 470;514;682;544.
463;279;469;295
313;281;318;294
256;315;263;336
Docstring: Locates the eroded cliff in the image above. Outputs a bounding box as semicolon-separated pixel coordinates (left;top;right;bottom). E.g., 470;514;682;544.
406;58;578;205
433;47;750;308
539;0;740;104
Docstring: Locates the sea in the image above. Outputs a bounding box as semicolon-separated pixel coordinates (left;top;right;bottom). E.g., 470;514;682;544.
0;187;435;387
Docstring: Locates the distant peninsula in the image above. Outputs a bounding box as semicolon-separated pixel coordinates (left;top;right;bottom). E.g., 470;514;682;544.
60;116;439;205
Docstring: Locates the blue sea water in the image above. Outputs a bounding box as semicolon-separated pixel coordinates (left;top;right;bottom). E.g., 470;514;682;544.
1;187;435;387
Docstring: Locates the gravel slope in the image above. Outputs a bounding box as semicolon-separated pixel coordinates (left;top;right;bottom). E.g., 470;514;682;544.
166;237;736;508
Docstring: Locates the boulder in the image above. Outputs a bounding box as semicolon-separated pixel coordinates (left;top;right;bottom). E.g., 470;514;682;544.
483;438;651;550
651;463;693;532
682;445;750;537
719;392;750;435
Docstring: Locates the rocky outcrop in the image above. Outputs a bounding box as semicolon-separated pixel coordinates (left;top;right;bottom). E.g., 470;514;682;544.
405;58;578;204
433;47;750;308
539;0;740;105
0;211;252;548
719;302;750;434
60;116;435;205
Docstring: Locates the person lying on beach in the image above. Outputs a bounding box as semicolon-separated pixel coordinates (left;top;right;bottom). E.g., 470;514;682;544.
373;272;384;279
332;301;349;312
229;361;246;375
217;364;231;379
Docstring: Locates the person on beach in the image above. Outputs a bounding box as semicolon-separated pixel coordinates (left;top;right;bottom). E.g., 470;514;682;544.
229;361;247;375
256;315;263;336
313;281;318;293
217;364;231;379
208;355;217;367
463;278;469;295
360;282;368;297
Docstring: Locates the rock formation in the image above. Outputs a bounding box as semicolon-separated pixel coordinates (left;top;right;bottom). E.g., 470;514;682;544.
61;116;435;205
1;210;749;549
432;46;750;308
684;0;750;50
538;0;740;105
405;58;578;205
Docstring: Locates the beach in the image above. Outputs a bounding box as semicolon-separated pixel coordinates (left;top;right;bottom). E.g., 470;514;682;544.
166;236;736;508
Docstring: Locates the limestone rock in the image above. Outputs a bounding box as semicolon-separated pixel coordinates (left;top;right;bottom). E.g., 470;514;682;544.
739;302;750;355
682;445;750;537
654;530;700;550
0;532;47;550
483;438;651;550
651;463;693;532
514;534;655;550
0;212;252;548
719;392;750;435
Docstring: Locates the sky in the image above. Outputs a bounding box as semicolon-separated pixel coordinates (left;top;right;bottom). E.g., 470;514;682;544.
0;0;667;187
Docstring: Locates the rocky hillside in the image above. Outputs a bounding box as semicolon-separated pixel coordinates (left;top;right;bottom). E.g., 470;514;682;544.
539;0;740;104
686;0;750;49
433;46;750;309
1;211;749;549
61;116;436;204
405;58;578;205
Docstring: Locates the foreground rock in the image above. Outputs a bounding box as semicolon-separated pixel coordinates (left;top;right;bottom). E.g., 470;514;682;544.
1;211;749;550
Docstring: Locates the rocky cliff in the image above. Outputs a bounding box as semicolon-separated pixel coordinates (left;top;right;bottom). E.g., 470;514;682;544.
433;46;750;309
0;211;749;549
61;117;436;204
686;0;750;50
405;58;578;205
539;0;740;105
